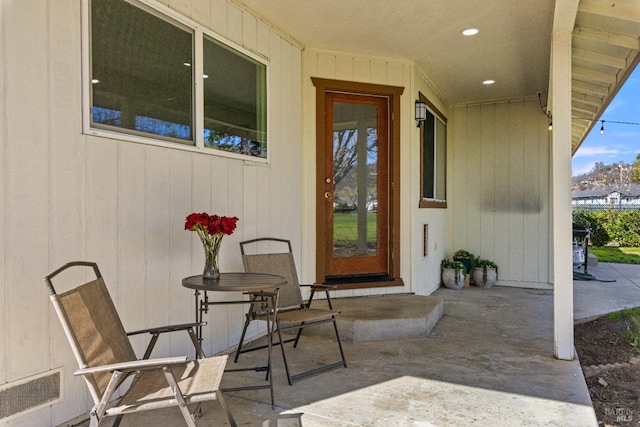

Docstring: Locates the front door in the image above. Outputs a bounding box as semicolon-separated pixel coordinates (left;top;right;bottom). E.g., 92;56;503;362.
313;78;403;288
322;91;390;280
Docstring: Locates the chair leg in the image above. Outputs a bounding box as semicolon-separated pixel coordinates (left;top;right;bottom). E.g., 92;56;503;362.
292;322;305;348
217;392;237;427
332;317;347;368
234;301;256;363
162;368;197;427
276;319;295;386
280;317;347;385
89;413;101;427
187;328;206;359
111;415;125;427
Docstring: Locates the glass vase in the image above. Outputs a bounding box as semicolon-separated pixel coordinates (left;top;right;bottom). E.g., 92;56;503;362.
202;243;221;280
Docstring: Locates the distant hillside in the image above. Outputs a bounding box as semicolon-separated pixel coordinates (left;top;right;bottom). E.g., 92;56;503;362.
572;161;634;192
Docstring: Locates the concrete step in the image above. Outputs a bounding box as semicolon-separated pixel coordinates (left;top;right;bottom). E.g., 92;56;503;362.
306;294;443;342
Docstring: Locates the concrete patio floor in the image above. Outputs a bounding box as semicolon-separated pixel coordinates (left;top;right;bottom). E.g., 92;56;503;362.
73;262;640;427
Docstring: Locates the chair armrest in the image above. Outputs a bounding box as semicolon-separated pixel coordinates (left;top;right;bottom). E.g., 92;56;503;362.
127;322;206;336
74;356;188;376
300;284;335;309
300;284;337;290
128;323;206;360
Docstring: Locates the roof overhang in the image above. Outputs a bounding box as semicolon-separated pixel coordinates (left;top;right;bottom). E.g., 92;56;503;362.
571;0;640;154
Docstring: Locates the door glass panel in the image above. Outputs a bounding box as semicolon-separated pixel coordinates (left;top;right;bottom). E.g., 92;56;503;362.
332;102;378;258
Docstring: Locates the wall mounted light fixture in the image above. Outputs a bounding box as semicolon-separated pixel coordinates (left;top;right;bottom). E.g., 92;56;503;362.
415;101;427;127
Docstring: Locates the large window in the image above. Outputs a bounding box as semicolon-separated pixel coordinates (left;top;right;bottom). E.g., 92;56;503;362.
86;0;268;159
419;93;447;208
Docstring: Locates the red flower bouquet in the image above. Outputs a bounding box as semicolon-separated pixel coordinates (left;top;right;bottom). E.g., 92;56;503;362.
185;213;239;279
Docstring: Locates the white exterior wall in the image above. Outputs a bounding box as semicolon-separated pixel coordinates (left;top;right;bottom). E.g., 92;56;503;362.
413;69;451;295
449;99;552;289
0;0;302;425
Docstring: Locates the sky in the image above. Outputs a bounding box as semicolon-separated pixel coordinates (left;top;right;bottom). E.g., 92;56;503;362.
572;67;640;177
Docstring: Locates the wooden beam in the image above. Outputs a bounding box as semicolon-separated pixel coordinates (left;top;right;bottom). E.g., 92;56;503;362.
572;122;590;133
571;91;602;106
579;0;640;23
572;79;610;96
572;100;599;115
571;109;596;120
572;47;627;69
573;26;639;50
572;65;618;84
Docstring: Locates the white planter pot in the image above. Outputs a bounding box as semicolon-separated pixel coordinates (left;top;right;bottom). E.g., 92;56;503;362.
472;266;497;288
442;268;465;289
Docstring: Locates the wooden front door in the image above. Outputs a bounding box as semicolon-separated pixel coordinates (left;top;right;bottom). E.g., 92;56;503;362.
322;91;390;279
313;78;404;289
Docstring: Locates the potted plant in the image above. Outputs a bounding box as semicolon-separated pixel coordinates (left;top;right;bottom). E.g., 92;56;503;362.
441;259;466;289
472;257;498;288
453;249;475;287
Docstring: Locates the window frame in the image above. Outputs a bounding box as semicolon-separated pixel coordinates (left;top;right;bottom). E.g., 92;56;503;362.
418;92;447;208
81;0;270;163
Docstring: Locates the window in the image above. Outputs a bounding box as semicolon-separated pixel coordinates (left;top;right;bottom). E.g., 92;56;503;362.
203;36;267;158
419;93;447;208
86;0;268;159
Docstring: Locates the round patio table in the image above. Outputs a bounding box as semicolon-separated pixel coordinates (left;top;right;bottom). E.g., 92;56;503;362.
182;272;285;408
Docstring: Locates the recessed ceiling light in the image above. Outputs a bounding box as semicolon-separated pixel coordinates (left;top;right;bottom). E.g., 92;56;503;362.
482;80;495;85
462;28;479;36
91;79;100;84
203;74;209;79
183;62;191;67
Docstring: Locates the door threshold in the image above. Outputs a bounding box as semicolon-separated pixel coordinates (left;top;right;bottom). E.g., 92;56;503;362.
322;276;404;290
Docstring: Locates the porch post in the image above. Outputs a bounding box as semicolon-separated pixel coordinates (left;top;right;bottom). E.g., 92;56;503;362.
551;2;578;360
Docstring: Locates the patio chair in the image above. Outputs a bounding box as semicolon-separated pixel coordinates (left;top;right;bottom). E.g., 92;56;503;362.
235;238;347;385
44;261;236;427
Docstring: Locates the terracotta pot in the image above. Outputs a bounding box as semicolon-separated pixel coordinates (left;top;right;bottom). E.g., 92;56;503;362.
442;268;465;289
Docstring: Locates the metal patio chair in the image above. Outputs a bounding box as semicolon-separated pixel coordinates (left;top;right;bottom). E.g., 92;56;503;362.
235;238;347;385
44;261;236;427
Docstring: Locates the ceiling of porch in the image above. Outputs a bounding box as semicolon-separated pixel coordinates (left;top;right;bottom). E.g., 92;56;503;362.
233;0;640;153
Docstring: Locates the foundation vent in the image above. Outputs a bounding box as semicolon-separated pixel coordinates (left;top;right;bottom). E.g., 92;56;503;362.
0;369;62;420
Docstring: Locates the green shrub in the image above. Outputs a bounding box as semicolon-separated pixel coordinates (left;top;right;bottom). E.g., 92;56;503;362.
572;209;610;246
605;210;640;247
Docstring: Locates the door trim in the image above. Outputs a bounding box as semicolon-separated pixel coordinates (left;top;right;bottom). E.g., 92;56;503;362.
311;77;404;289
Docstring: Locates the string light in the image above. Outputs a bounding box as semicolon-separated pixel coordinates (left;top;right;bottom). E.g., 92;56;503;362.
540;91;640;135
594;119;640;136
537;92;552;131
572;117;640;136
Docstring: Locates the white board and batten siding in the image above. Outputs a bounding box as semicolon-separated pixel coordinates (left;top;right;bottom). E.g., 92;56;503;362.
450;99;552;289
0;0;302;425
413;70;451;296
